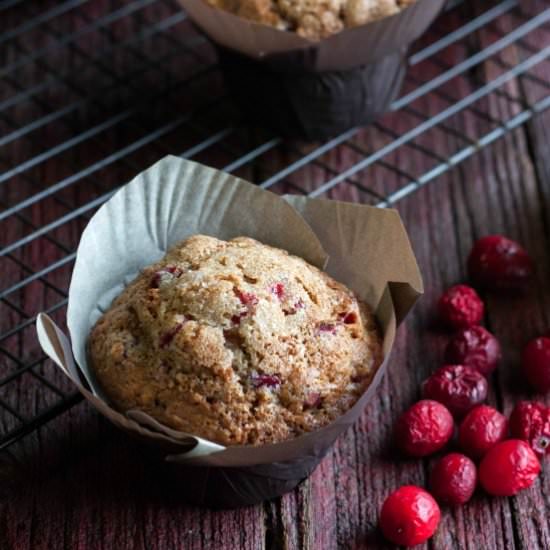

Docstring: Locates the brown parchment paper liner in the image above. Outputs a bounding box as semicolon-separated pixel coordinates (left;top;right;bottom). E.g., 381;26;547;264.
36;155;422;506
178;0;446;71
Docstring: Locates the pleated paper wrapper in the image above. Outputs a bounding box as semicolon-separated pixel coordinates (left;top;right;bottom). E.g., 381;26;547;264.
36;156;423;507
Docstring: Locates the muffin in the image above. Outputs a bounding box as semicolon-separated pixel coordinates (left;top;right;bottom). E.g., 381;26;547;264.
206;0;415;39
88;235;382;446
178;0;444;139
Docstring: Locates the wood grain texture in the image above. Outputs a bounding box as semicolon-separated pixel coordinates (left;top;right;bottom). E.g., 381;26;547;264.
1;1;549;549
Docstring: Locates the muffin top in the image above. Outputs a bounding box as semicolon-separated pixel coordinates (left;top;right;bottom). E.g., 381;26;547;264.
206;0;415;40
88;235;381;446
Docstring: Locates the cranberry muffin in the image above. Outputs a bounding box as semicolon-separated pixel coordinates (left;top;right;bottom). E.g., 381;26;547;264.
206;0;415;40
88;235;381;446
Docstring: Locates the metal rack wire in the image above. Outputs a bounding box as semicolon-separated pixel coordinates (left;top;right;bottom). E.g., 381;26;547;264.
1;0;549;450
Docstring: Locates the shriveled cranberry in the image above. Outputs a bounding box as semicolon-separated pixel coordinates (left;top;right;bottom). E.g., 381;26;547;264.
232;289;259;324
150;266;182;288
438;285;484;329
159;321;184;348
509;401;550;458
468;235;534;289
379;486;440;546
317;322;337;335
422;365;488;418
231;312;246;325
235;290;259;307
479;439;540;496
429;452;477;505
251;373;281;388
395;400;454;457
445;326;501;376
338;311;358;324
269;283;285;300
284;299;305;315
522;337;550;393
458;405;508;459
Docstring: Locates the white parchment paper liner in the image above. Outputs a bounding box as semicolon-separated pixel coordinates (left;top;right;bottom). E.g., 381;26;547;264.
36;156;422;471
177;0;446;71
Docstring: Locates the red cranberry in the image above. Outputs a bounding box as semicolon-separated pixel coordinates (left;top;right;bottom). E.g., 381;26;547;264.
445;326;501;376
269;282;285;300
458;405;508;459
479;439;540;496
422;365;488;418
522;337;550;393
235;290;259;307
232;290;259;324
338;311;358;324
438;285;484;329
509;401;550;458
429;452;477;505
395;400;454;457
283;299;305;316
231;313;245;325
159;321;184;348
467;235;533;289
317;322;338;335
251;374;281;388
379;485;440;546
150;266;182;288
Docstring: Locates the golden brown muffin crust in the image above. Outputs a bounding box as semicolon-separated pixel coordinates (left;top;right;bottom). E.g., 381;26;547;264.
89;235;381;446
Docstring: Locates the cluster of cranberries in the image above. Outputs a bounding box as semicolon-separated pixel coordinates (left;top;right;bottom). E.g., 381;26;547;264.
380;235;550;547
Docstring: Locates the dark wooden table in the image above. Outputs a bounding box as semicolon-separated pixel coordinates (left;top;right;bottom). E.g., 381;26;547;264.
1;1;549;548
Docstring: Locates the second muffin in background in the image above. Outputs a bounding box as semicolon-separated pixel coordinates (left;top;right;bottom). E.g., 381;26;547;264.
89;235;381;446
206;0;416;40
178;0;445;139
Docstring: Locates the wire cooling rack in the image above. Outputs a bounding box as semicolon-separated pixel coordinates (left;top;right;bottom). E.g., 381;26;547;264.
1;0;550;450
